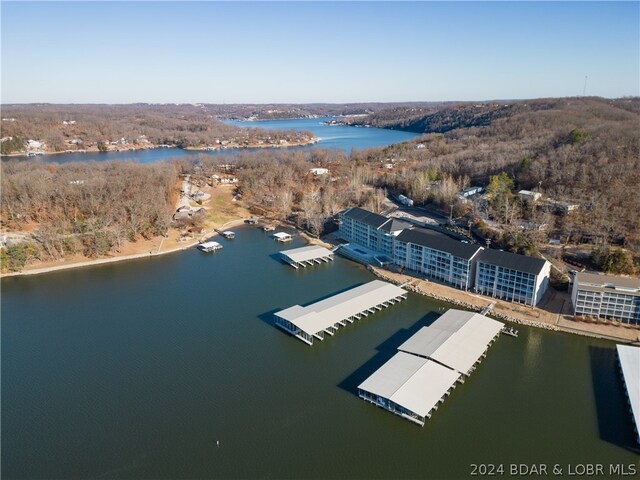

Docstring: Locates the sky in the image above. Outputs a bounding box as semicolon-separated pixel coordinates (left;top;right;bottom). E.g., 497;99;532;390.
1;1;638;103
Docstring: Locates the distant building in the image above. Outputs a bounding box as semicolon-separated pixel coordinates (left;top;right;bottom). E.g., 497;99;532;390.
553;201;579;214
394;228;483;290
518;190;542;202
309;168;329;176
474;249;551;306
571;272;640;324
459;186;484;198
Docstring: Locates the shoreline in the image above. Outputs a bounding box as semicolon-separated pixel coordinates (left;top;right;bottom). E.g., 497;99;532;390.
1;138;320;159
367;264;640;345
6;223;638;345
0;218;247;278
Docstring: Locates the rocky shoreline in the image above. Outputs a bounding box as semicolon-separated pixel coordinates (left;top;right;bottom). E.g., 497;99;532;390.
367;265;638;344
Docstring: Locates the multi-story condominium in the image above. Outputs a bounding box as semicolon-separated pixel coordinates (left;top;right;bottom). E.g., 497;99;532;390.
571;272;640;324
338;207;552;305
339;207;410;257
393;228;483;290
474;249;550;306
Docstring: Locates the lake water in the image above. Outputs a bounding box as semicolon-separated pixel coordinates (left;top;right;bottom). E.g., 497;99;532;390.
2;227;638;479
6;117;420;164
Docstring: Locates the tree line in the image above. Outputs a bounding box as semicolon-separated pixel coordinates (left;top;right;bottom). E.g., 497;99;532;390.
0;104;314;154
1;160;177;270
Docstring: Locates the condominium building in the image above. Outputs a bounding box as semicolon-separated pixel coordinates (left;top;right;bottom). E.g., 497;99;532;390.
394;228;483;290
338;207;552;306
571;272;640;324
339;207;410;257
474;249;550;306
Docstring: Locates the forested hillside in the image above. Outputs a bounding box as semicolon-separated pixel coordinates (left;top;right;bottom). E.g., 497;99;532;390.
351;97;640;262
0;104;314;154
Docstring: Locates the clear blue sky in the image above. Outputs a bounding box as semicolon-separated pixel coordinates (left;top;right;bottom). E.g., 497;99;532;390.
1;1;638;103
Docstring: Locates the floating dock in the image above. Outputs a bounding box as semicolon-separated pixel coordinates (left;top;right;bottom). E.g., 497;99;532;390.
397;309;503;380
273;232;293;242
280;245;334;269
274;280;407;345
262;225;276;232
616;344;640;444
358;352;460;426
221;231;235;239
198;241;222;252
358;309;503;425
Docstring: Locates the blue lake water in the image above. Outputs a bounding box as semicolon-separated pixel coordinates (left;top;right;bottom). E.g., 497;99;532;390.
5;117;420;164
2;227;638;479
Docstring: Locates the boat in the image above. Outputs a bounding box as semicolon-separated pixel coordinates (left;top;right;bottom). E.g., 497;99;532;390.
221;231;235;239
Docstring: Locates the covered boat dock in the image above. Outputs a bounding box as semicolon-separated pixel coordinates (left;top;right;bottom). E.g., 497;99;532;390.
616;344;640;444
358;352;461;426
397;309;503;380
273;232;293;242
198;241;222;252
280;245;334;269
274;280;407;345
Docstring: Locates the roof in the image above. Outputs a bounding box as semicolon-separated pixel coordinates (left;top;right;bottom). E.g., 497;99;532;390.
476;248;548;276
398;310;503;375
200;241;221;248
395;228;483;260
378;218;412;233
576;272;640;292
273;232;292;239
358;352;460;417
617;345;640;438
275;280;406;336
342;207;389;229
280;245;333;263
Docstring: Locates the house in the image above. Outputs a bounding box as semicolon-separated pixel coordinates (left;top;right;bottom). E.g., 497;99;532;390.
518;190;542;202
309;168;329;176
27;139;44;150
571;272;640;324
553;201;579;214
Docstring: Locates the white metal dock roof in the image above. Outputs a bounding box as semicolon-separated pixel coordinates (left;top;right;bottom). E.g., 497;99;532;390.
199;241;221;249
617;344;640;438
275;280;406;336
273;232;292;239
359;351;460;417
398;310;503;375
281;245;333;264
